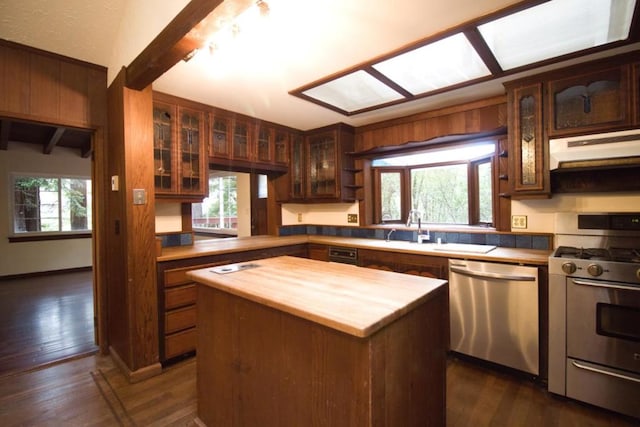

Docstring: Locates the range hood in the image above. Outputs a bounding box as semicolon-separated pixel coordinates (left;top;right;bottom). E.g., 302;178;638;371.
549;129;640;170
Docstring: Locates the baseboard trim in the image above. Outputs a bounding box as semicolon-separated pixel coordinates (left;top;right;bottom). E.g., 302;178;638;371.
0;266;92;281
109;346;162;383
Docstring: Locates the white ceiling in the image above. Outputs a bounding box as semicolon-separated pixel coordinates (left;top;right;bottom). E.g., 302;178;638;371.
1;0;637;131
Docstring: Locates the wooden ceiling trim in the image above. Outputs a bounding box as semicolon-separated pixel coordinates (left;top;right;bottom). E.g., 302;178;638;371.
44;127;65;155
81;140;93;158
0;119;10;150
462;27;503;76
125;0;255;91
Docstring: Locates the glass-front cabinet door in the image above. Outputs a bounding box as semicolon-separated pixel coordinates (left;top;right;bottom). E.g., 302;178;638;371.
233;120;251;161
210;114;231;159
153;102;176;194
547;65;631;137
274;130;289;165
178;107;206;195
307;131;337;199
257;125;272;163
290;134;305;200
509;83;548;196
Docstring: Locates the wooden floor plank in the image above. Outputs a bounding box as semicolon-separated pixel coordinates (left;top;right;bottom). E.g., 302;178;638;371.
0;353;637;426
0;270;97;377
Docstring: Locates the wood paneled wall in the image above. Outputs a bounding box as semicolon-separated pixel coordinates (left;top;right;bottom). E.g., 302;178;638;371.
106;69;161;381
355;96;507;152
0;39;106;129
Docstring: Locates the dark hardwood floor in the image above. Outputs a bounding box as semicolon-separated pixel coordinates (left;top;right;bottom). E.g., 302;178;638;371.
0;270;97;377
0;353;637;426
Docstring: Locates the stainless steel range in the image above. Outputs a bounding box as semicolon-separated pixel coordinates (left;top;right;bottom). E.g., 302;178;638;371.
549;213;640;419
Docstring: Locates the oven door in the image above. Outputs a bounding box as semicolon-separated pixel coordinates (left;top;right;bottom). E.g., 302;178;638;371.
566;277;640;374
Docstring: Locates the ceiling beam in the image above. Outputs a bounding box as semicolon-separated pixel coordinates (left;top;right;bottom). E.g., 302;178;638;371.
126;0;254;90
81;140;93;159
44;127;65;155
0;119;10;150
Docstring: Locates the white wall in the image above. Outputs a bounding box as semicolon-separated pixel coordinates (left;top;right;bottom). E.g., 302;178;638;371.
281;202;360;226
0;144;93;276
512;193;640;233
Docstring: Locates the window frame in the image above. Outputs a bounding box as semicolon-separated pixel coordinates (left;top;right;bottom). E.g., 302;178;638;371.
372;141;498;227
9;172;93;241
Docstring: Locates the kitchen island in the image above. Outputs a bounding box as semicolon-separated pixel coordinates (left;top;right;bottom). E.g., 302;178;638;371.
188;256;448;427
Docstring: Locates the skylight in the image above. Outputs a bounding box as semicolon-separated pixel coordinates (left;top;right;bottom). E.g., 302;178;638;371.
372;33;491;95
478;0;636;70
290;0;638;116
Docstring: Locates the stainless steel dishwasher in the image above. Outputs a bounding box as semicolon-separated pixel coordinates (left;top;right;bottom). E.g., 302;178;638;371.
448;259;539;375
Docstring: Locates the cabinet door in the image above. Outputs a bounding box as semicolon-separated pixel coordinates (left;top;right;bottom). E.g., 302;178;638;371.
274;130;289;165
307;131;338;199
290;133;305;200
210;114;232;159
548;65;631;136
153;102;177;194
256;125;273;163
509;83;548;195
178;107;206;196
233;119;252;160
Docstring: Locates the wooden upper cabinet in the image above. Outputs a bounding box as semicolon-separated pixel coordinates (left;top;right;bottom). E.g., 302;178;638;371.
274;130;289;165
210;114;232;159
232;119;252;161
177;107;207;197
307;131;338;199
256;125;273;163
506;82;549;198
153;96;207;200
547;65;632;137
305;123;356;202
153;101;177;194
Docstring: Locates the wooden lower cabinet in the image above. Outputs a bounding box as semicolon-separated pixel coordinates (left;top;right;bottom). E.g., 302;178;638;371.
156;244;308;365
358;248;449;280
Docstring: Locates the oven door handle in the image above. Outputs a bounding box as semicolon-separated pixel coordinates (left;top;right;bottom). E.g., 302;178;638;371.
571;278;640;292
572;360;640;384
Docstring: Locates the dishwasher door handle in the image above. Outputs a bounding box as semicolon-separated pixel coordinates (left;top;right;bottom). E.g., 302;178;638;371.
449;266;537;282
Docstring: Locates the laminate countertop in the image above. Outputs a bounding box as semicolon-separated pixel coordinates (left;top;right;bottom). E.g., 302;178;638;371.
188;255;447;338
158;234;552;265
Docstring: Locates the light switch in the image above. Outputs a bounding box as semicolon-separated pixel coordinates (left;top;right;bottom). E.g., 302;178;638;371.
111;175;119;191
133;189;147;205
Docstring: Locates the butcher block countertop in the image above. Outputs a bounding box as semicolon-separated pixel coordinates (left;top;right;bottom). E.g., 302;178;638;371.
188;256;447;338
158;234;551;265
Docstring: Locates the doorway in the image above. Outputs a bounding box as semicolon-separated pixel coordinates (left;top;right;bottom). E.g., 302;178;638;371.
0;120;98;376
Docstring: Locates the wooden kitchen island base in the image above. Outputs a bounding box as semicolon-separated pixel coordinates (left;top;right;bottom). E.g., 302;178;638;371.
190;256;448;427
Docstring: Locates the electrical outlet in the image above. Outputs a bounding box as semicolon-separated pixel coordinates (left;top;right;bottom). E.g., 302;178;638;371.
347;214;358;224
297;213;303;223
512;215;527;229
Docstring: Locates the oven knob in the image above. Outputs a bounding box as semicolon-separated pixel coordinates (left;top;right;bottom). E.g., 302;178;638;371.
561;262;577;274
587;263;603;277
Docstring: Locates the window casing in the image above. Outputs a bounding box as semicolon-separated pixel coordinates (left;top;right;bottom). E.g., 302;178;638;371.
372;141;496;227
11;174;92;236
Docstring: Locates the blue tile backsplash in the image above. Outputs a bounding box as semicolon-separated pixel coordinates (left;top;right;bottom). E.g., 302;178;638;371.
279;225;552;250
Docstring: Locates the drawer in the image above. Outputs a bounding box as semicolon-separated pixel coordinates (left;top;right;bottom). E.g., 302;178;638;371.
165;305;196;334
165;284;196;310
164;261;229;287
164;328;196;359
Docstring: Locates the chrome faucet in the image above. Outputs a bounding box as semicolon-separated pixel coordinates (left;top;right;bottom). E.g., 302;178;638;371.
406;209;430;243
385;228;396;242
